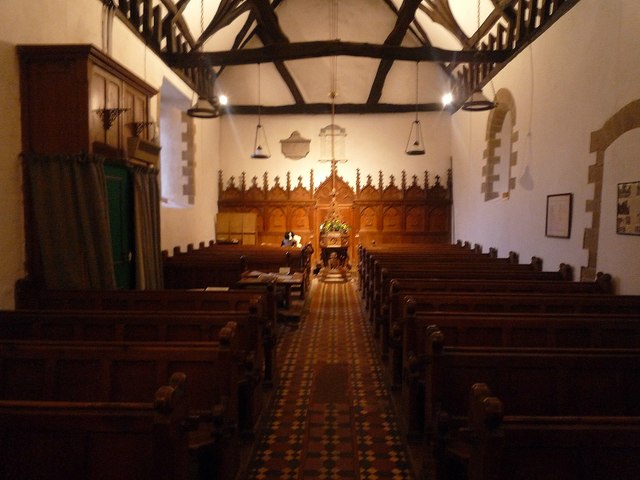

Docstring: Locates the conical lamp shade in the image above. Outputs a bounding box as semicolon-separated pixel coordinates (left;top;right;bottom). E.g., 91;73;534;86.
405;120;426;155
187;96;219;118
461;88;496;112
251;123;271;159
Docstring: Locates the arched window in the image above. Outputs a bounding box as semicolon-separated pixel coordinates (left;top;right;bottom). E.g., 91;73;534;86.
159;79;194;208
481;89;518;201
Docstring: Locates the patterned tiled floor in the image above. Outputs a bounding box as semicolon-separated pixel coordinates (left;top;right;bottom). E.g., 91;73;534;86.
244;277;415;479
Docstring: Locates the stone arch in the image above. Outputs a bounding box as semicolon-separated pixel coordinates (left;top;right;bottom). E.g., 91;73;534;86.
481;88;518;201
582;99;640;280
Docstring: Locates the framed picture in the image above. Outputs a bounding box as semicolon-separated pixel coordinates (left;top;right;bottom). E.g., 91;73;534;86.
617;181;640;235
545;193;573;238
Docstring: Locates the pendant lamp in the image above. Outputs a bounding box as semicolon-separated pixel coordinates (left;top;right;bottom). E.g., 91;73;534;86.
461;0;496;112
187;95;220;118
461;87;495;112
405;62;426;155
251;63;271;159
186;0;220;119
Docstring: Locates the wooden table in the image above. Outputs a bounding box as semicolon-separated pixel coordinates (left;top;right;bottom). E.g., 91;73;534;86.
236;272;304;308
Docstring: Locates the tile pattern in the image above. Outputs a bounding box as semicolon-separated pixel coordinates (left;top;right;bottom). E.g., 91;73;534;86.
245;280;415;480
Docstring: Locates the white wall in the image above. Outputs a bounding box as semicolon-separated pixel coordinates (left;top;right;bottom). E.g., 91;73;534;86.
599;129;640;294
0;0;218;306
451;0;640;293
161;116;220;252
218;111;452;192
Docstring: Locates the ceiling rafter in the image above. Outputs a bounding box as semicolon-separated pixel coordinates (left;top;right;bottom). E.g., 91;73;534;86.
367;0;424;105
242;0;303;104
198;0;251;48
228;101;445;115
490;0;518;23
249;0;288;42
163;41;512;67
159;0;197;47
110;0;582;113
380;0;432;46
419;0;470;48
253;33;304;104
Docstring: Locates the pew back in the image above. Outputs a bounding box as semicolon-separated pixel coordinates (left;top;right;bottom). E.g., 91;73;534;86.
0;381;191;480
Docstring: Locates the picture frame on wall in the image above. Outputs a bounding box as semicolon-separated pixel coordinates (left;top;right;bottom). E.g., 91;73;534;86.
545;193;573;238
617;181;640;235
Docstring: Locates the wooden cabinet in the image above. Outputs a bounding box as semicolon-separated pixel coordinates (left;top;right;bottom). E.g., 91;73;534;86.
18;44;158;288
216;212;258;245
18;44;157;157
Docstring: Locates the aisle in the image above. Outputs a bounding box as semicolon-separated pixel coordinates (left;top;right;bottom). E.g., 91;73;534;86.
244;278;416;479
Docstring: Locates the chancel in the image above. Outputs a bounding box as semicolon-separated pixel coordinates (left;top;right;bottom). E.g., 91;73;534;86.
2;1;640;479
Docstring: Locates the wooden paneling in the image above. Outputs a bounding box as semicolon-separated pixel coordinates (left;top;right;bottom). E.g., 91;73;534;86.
218;170;452;263
215;212;257;244
18;44;157;157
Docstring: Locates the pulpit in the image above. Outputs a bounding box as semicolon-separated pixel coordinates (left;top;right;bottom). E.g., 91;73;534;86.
320;231;349;269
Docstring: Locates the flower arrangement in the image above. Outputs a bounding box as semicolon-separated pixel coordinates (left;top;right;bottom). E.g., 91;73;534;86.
320;218;350;234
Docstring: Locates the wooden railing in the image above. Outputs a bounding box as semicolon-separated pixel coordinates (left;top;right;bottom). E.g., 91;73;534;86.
102;0;215;98
451;0;581;106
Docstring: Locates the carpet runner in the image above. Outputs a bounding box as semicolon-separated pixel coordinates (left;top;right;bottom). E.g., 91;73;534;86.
244;279;415;479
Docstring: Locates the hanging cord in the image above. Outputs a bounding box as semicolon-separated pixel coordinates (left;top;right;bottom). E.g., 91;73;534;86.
477;0;480;38
200;0;204;37
414;61;420;122
329;0;339;95
257;63;262;126
329;0;339;164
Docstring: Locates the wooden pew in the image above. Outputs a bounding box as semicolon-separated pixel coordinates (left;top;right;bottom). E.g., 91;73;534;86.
411;332;640;442
435;384;640;480
397;308;640;437
366;256;552;319
14;286;280;387
362;249;517;312
378;272;610;363
401;291;640;315
0;372;196;480
163;243;313;293
0;335;243;445
0;309;265;435
0;336;238;407
389;292;640;387
358;243;486;298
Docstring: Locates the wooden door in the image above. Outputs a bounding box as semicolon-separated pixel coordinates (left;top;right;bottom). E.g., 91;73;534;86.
105;163;135;289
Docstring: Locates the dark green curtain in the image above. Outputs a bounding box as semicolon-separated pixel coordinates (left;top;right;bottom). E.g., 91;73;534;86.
132;165;163;289
25;153;116;289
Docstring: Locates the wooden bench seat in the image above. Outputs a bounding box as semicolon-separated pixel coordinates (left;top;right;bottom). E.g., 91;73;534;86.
435;384;640;480
14;287;280;387
0;335;247;436
0;309;266;434
377;273;611;363
390;309;640;394
402;291;640;315
382;286;640;386
365;259;563;316
0;373;198;480
407;333;640;440
163;243;312;292
396;304;640;435
359;248;497;293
